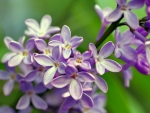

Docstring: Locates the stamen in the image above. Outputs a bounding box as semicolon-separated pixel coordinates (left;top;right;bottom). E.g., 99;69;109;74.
11;74;16;80
121;5;126;10
71;73;77;78
65;45;71;50
76;58;82;63
55;62;60;67
45;49;50;55
23;51;28;56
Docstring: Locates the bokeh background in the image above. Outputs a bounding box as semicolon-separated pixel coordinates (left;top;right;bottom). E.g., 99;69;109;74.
0;0;149;113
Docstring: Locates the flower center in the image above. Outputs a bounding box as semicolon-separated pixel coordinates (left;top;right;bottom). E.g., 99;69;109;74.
45;49;50;55
27;91;33;95
71;73;77;78
121;5;127;10
23;51;28;56
55;62;60;67
38;66;44;71
37;31;45;37
11;74;16;80
76;58;82;63
65;45;71;50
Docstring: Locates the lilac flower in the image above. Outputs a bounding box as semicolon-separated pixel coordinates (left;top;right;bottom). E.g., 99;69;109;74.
35;39;52;56
25;14;60;38
68;51;91;70
0;106;15;113
7;39;34;67
89;42;122;75
34;46;66;85
1;36;25;63
0;65;22;96
146;0;150;16
94;4;112;40
16;81;47;110
51;65;95;100
18;107;32;113
114;29;137;61
49;25;83;59
106;0;145;29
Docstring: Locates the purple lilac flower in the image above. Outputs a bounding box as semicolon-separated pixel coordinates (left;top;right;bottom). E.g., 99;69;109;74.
7;39;34;67
0;106;15;113
68;51;91;70
34;46;66;85
94;4;112;41
145;20;150;32
18;107;32;113
106;0;145;29
1;36;25;63
114;29;137;61
16;81;47;110
49;25;83;59
0;65;22;96
35;39;52;56
51;65;95;100
89;42;122;75
146;0;150;16
25;15;60;39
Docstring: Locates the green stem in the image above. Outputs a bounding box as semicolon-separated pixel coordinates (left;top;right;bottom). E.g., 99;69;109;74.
95;16;123;48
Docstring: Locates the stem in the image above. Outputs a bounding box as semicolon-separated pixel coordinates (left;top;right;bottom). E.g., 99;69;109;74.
95;16;123;48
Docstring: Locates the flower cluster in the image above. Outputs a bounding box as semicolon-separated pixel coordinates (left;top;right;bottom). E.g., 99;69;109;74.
0;0;149;113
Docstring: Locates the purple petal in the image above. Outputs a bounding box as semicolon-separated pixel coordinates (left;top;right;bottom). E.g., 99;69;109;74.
77;72;95;82
23;54;32;65
9;41;23;52
106;7;123;22
1;52;16;63
40;15;51;31
65;65;78;76
63;49;71;59
18;36;26;45
80;93;94;108
25;70;38;82
52;46;61;60
117;0;126;6
94;4;104;20
124;10;139;29
25;39;35;51
47;27;60;34
96;62;105;75
127;0;145;9
58;62;66;74
115;28;122;43
43;66;56;85
4;36;14;49
3;80;14;96
70;36;83;48
31;95;48;110
0;71;10;80
8;54;24;67
69;79;83;100
48;40;63;47
16;95;30;110
61;25;71;43
95;76;108;93
34;54;54;66
114;47;121;58
50;34;61;41
62;96;76;110
99;41;114;58
25;19;39;32
34;83;47;94
0;106;15;113
122;68;132;87
80;61;91;70
101;59;122;72
20;80;33;93
35;39;47;51
82;51;91;60
51;76;71;88
89;43;97;58
145;40;150;65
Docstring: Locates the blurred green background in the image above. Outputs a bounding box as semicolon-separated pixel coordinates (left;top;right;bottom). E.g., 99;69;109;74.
0;0;149;113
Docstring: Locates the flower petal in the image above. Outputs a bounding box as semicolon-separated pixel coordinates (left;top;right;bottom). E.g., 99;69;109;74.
48;40;63;47
80;61;91;70
63;49;71;59
52;46;61;60
43;66;56;85
69;79;83;100
35;39;47;51
18;36;26;45
65;65;78;76
61;25;71;43
122;68;132;87
4;36;14;49
70;36;83;48
25;19;40;32
106;7;123;22
80;93;94;108
23;54;32;65
145;40;150;65
1;52;16;63
101;59;122;72
25;70;38;82
8;54;24;67
82;51;91;60
127;0;145;9
99;41;114;58
58;62;66;74
62;96;76;110
95;76;108;93
47;27;60;34
16;95;30;110
31;95;48;110
0;71;10;80
9;41;23;52
3;80;14;96
96;62;105;75
77;72;95;82
94;4;104;20
89;43;97;58
34;83;47;94
34;54;54;66
25;39;35;51
124;10;139;29
51;76;71;88
20;80;33;93
40;15;51;31
117;0;126;6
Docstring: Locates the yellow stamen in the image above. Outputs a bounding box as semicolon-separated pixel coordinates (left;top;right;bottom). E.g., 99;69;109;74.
23;51;28;56
76;58;82;63
45;49;50;55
